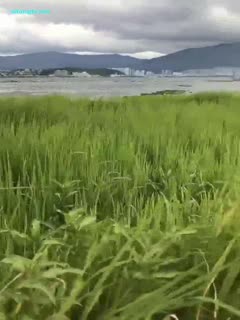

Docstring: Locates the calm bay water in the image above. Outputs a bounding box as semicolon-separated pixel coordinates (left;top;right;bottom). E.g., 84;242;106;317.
0;76;240;97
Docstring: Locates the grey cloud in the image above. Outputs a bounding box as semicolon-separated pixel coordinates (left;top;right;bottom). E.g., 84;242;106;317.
0;0;240;55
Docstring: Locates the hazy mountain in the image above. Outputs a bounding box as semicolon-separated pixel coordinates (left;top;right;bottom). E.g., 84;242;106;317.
0;52;141;71
1;43;240;72
143;42;240;72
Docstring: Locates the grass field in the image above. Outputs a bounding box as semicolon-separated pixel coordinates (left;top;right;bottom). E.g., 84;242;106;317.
0;93;240;319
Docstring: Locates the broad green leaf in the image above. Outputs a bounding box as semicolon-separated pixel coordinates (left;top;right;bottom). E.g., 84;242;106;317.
78;216;96;230
1;255;31;272
17;281;56;305
31;219;41;239
42;267;83;279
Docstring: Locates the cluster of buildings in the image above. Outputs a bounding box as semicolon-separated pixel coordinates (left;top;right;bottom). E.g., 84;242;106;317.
0;69;39;77
51;70;92;77
0;69;92;78
0;67;155;78
1;66;240;79
111;67;154;77
154;67;240;79
181;67;240;78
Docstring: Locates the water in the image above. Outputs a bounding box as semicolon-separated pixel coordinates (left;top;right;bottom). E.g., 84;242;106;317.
0;76;240;97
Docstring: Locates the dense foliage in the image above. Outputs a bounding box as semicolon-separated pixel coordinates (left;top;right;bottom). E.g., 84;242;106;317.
0;93;239;319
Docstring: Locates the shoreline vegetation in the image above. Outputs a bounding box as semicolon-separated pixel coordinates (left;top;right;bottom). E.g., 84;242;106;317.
0;93;240;319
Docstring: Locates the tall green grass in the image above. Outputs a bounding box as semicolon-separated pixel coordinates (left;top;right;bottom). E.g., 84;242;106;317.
0;93;239;319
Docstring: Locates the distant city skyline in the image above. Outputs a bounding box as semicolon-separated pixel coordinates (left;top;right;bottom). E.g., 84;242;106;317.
0;0;240;56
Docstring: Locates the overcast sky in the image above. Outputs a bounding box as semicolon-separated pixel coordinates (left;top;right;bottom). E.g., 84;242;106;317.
0;0;240;58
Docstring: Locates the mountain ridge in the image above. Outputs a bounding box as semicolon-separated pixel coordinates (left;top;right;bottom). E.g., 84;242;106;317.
1;42;240;72
143;42;240;72
0;52;141;71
